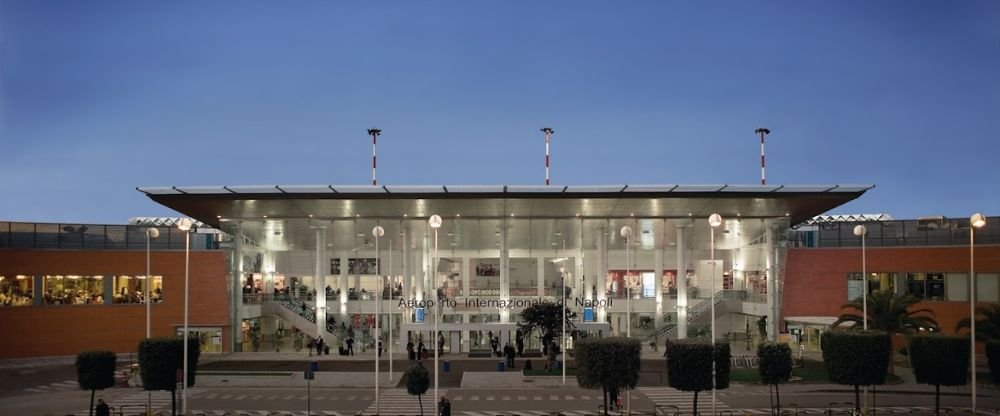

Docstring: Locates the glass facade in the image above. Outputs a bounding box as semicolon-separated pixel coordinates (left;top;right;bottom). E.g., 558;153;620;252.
225;213;789;353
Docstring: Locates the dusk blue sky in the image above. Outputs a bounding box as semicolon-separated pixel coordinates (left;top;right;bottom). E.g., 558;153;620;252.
2;1;998;224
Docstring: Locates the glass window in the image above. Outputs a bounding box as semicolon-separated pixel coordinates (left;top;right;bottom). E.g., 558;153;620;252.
906;272;945;301
43;275;105;305
113;275;163;304
177;327;223;353
945;273;968;302
0;275;33;306
848;272;896;301
977;273;999;303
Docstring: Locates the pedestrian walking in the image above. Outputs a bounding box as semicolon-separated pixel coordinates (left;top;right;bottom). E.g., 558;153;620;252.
378;337;383;357
95;398;110;416
406;340;416;361
346;336;355;355
438;395;452;416
503;342;515;369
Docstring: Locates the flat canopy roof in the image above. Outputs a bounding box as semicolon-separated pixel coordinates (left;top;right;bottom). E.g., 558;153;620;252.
138;184;872;228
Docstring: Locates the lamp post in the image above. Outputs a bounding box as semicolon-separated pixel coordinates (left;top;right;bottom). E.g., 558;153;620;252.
853;224;868;412
970;213;986;414
372;225;384;414
428;214;442;405
708;213;723;416
144;227;159;414
368;128;381;186
561;262;566;386
176;218;193;414
388;238;393;384
620;225;633;414
620;226;633;338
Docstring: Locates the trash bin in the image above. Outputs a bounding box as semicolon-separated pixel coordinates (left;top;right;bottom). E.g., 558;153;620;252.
443;361;451;372
497;361;505;372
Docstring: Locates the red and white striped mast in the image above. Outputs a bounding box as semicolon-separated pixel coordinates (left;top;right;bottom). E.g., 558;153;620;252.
755;127;770;185
541;127;554;185
368;128;381;186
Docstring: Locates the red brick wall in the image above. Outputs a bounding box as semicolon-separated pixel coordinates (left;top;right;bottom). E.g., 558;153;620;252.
783;245;1000;335
0;249;230;358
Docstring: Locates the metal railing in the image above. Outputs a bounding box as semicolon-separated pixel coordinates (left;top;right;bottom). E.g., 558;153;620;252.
0;220;220;250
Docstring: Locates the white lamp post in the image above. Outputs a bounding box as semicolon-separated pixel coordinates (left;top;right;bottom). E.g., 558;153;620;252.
620;226;633;338
144;227;159;413
708;213;723;416
428;214;442;405
176;218;193;414
970;213;986;414
388;238;393;384
561;256;567;386
372;225;384;414
853;224;868;412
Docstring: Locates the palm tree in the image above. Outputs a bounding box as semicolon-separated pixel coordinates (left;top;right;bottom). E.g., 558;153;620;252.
832;291;939;374
956;304;1000;341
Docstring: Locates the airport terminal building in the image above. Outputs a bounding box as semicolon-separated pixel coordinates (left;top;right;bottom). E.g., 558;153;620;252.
2;183;998;358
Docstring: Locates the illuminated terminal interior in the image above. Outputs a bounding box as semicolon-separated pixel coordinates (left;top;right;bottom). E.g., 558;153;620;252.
139;183;870;353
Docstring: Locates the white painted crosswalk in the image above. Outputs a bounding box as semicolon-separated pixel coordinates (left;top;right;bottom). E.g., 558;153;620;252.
637;386;733;414
359;387;449;415
65;389;183;415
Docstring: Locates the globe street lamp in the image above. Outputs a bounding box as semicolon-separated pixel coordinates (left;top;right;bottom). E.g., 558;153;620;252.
428;214;442;405
144;226;159;414
372;225;384;414
708;213;723;416
853;224;868;411
970;213;986;414
176;218;193;414
620;225;633;338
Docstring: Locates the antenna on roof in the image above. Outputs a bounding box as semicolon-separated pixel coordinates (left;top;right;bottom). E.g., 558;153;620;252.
368;128;381;186
755;128;771;185
541;127;555;186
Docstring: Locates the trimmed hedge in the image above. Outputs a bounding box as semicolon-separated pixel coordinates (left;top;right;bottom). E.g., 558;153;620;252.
76;350;117;391
909;334;969;387
667;339;731;415
987;340;1000;382
821;331;890;387
138;337;201;391
757;342;792;385
76;350;117;416
575;337;642;412
404;363;430;415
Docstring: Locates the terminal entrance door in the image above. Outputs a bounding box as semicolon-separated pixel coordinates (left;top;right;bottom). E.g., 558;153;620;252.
449;331;462;353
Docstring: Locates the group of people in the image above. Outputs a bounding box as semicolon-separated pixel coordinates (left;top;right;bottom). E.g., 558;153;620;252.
0;288;31;306
404;332;447;361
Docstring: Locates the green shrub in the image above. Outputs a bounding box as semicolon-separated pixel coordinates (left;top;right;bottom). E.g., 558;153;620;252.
138;336;201;416
404;363;430;415
667;339;731;415
987;340;1000;382
757;342;792;412
76;350;117;416
575;337;641;414
909;334;969;414
821;331;890;412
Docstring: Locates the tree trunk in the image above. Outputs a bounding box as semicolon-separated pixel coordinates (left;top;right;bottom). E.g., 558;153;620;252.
853;385;860;413
89;389;95;416
768;384;774;415
418;393;423;416
602;386;608;415
775;384;781;415
693;390;699;416
934;384;941;415
887;336;896;376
